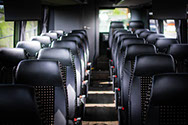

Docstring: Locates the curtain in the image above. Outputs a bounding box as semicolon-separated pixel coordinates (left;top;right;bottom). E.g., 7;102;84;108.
175;20;181;43
155;20;160;34
20;21;27;41
42;7;49;33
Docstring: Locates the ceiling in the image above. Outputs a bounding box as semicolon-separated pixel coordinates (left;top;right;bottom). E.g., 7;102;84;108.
41;0;83;6
117;0;152;7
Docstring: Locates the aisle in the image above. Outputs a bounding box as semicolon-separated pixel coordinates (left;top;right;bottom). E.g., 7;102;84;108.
82;56;118;125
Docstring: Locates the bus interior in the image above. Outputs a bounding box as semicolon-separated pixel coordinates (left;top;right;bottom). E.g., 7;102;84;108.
0;0;188;125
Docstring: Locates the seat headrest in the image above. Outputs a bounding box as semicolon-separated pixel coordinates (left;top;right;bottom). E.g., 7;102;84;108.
52;40;79;55
125;44;156;60
38;48;73;66
134;54;175;76
16;60;63;86
0;48;27;66
129;21;144;28
146;34;165;44
69;32;85;40
49;30;64;36
151;73;188;105
16;41;41;57
31;36;51;46
110;21;124;28
41;32;58;40
120;38;144;50
135;29;149;35
72;29;87;35
139;31;156;39
115;30;132;34
61;36;82;45
167;44;188;60
155;38;178;52
0;85;42;124
118;34;137;42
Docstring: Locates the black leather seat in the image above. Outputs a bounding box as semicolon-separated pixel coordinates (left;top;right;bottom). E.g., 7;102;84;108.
128;21;144;32
112;38;144;92
61;36;87;78
118;44;156;125
0;85;44;125
111;33;137;67
109;21;124;48
15;60;68;125
31;36;51;48
155;38;179;53
52;41;86;112
49;30;65;40
146;34;164;44
41;32;58;40
135;29;149;36
16;41;41;58
139;31;156;39
168;44;188;72
145;73;188;125
71;30;90;62
129;54;175;125
110;34;137;83
0;48;27;83
110;29;131;49
37;48;77;124
72;29;87;36
52;40;82;93
111;32;135;57
68;33;88;68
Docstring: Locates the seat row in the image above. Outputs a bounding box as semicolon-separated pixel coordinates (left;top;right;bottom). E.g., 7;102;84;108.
0;29;91;125
108;21;188;125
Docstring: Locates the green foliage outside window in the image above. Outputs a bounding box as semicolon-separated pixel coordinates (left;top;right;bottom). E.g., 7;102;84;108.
99;8;131;32
0;5;14;48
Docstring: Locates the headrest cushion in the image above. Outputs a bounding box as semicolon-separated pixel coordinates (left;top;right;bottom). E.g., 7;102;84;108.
134;54;175;76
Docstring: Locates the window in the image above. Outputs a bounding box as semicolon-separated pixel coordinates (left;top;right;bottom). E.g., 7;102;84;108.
149;19;157;32
99;8;131;32
25;21;38;41
163;20;177;38
0;5;14;48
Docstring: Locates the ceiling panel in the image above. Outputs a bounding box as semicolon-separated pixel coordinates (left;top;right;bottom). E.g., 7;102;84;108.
41;0;78;6
117;0;152;7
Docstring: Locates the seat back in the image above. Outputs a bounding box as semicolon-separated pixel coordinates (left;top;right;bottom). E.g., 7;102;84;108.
0;48;27;83
115;38;144;69
37;48;77;121
129;21;144;32
120;44;156;92
15;60;68;125
155;38;179;53
109;21;124;47
41;32;58;40
49;30;64;40
146;74;188;125
69;32;89;62
112;34;137;62
130;54;175;125
31;36;51;48
139;31;156;39
146;34;164;44
16;41;41;58
0;85;43;125
61;36;86;70
111;32;136;55
135;29;149;36
168;44;188;72
52;41;82;96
